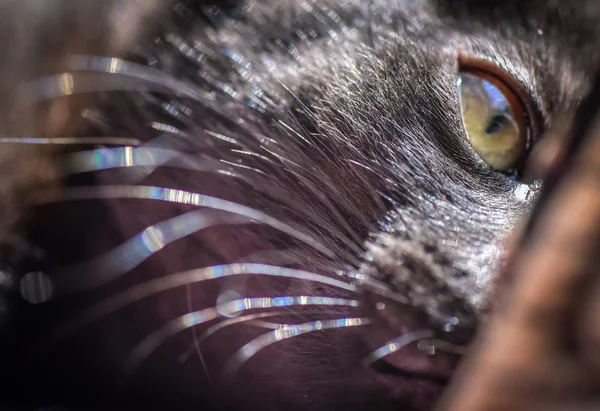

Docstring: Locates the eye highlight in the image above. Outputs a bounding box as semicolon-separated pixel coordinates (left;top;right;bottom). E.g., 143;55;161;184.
458;69;529;172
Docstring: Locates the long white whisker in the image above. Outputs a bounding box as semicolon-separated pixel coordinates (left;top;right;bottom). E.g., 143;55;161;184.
259;127;376;234
243;320;291;329
364;330;435;365
52;135;366;258
80;135;356;255
26;72;198;102
25;56;210;103
65;146;232;177
178;309;334;363
236;249;345;274
67;56;204;102
65;147;361;254
417;339;468;356
37;264;357;347
277;120;314;147
352;274;411;305
65;146;357;251
230;148;273;163
33;185;333;258
67;128;225;184
50;209;254;295
0;137;140;146
178;312;285;364
260;141;371;237
125;296;360;374
184;283;211;386
279;168;366;253
224;317;369;377
276;80;316;119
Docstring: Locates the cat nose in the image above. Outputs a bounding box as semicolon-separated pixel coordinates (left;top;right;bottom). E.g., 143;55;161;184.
360;235;479;333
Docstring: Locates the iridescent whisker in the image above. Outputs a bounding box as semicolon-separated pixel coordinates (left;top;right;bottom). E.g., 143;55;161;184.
32;185;333;258
66;146;210;175
64;148;358;253
50;209;254;295
243;320;287;329
178;309;334;363
417;339;468;356
224;317;369;377
124;296;360;375
37;264;357;347
356;275;411;305
0;137;141;146
178;312;285;364
364;330;435;365
26;55;211;103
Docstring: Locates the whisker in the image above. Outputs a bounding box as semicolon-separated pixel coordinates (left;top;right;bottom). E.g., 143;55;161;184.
261;143;372;246
278;120;314;147
417;339;468;356
219;159;270;177
240;320;286;330
178;309;333;363
0;137;141;146
124;296;360;375
184;283;211;386
62;149;362;257
32;185;334;258
276;80;316;120
25;56;211;103
353;274;411;304
178;312;285;364
36;264;358;347
65;146;225;176
26;72;199;102
346;159;377;173
65;131;251;186
238;248;343;274
205;130;242;146
67;145;301;214
224;317;369;377
291;173;366;253
213;162;366;259
67;145;362;254
364;330;435;365
50;209;254;295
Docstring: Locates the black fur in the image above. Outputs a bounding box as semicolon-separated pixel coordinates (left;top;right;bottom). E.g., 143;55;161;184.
3;1;600;410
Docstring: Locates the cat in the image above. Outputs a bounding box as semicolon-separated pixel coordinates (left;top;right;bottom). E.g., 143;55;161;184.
1;1;600;410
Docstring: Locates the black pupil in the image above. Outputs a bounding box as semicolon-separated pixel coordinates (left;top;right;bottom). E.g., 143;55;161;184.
485;114;509;134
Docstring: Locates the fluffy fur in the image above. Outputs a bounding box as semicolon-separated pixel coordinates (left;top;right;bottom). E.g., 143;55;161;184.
2;1;600;410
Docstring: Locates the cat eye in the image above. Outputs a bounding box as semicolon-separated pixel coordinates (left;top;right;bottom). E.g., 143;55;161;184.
458;69;529;172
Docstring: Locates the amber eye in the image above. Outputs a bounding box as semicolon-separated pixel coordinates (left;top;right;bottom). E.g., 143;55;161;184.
458;69;529;172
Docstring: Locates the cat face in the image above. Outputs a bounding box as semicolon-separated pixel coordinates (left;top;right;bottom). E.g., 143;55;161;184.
6;1;600;410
